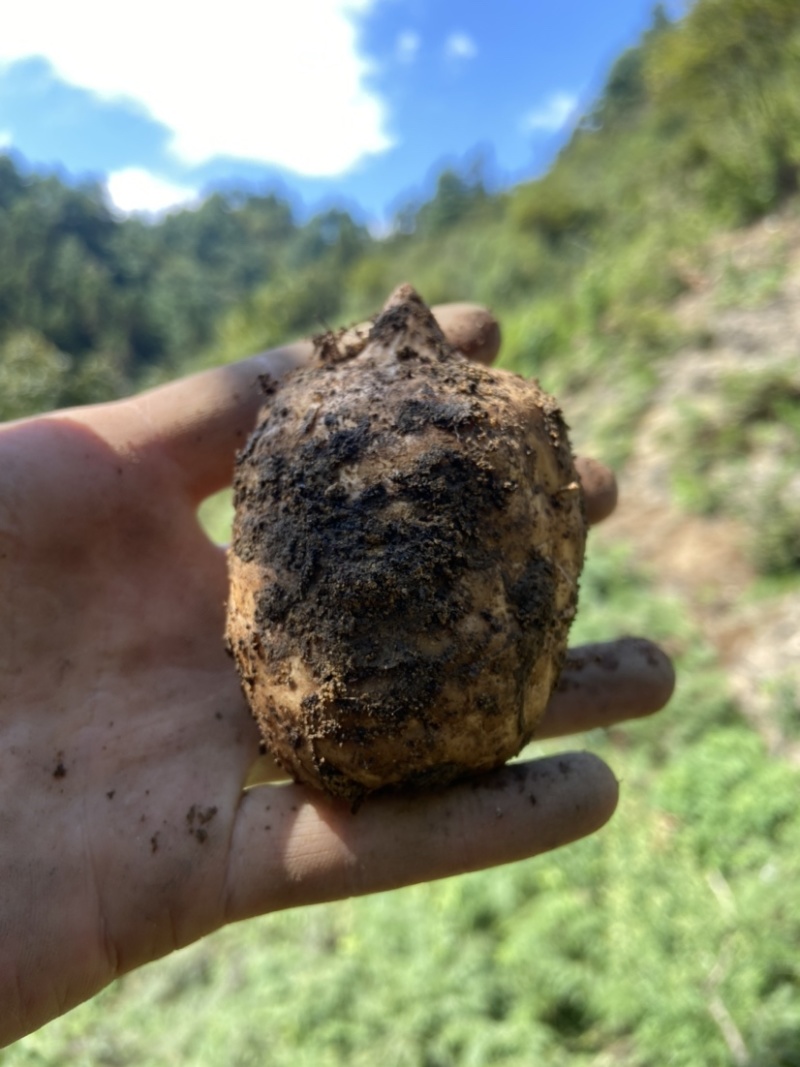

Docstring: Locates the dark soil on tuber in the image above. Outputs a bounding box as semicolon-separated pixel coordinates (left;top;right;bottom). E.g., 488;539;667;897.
226;285;586;804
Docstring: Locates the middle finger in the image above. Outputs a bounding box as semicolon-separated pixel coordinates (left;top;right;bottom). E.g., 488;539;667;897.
534;637;675;740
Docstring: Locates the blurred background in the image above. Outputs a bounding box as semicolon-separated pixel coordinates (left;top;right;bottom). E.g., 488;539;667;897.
2;0;800;1063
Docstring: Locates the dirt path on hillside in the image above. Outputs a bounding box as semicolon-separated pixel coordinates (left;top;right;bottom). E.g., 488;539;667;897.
590;214;800;760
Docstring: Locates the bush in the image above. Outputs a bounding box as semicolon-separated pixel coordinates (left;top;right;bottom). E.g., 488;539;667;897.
0;329;69;420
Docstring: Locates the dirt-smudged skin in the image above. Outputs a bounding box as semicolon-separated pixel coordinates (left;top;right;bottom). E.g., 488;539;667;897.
226;286;587;804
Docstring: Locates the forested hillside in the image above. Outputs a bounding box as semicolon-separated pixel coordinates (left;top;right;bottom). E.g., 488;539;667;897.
4;0;800;1063
4;0;800;428
0;164;369;416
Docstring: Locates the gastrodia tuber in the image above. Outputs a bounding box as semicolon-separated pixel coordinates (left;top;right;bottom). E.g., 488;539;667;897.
226;285;586;804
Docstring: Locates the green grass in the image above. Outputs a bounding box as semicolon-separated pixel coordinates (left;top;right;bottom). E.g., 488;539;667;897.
714;255;789;311
667;362;800;576
197;489;234;547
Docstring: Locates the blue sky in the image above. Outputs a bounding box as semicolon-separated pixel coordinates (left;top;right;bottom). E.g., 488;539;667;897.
0;0;684;225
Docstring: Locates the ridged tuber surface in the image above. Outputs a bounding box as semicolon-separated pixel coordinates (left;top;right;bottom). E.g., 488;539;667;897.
226;286;586;804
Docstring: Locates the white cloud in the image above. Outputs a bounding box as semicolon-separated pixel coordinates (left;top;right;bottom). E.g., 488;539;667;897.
522;92;578;133
444;32;477;61
0;0;392;177
0;130;11;149
396;31;420;64
105;167;199;216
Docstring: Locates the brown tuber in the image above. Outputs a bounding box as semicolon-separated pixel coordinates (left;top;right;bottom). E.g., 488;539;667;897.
226;286;587;804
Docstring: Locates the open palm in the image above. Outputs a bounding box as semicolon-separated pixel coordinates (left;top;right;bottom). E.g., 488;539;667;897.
0;305;673;1045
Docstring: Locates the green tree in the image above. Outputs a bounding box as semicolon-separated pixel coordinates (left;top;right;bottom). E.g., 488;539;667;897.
287;209;368;270
648;0;800;212
396;167;491;238
0;329;69;420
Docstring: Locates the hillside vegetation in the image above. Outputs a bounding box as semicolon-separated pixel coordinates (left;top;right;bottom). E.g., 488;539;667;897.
3;0;800;1063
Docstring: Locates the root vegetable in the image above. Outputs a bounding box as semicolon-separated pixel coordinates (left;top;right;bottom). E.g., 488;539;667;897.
226;286;586;804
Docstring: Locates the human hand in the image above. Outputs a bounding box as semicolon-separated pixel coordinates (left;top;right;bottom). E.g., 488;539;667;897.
0;304;673;1045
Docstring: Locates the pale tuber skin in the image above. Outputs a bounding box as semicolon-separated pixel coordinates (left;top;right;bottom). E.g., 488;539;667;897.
0;301;673;1047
